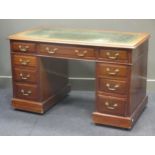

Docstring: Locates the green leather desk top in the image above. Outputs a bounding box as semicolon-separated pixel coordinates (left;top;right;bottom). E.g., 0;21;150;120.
9;27;150;49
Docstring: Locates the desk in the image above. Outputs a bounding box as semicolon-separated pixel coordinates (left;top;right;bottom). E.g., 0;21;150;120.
9;28;150;129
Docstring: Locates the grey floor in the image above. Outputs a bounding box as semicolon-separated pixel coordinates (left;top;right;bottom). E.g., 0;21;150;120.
0;87;155;136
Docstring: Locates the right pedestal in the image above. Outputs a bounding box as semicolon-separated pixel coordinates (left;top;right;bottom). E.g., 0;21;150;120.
93;41;148;129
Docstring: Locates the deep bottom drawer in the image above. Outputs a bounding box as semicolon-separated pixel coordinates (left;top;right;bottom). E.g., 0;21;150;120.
96;94;127;116
14;83;38;101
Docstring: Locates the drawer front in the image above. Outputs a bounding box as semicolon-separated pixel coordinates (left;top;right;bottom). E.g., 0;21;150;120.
38;44;96;59
12;42;36;53
97;94;126;116
98;78;128;95
13;68;37;83
14;83;38;100
98;49;129;63
97;63;129;78
12;55;37;67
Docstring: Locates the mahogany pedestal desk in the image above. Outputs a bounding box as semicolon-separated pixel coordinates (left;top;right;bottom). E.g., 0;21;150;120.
9;28;150;129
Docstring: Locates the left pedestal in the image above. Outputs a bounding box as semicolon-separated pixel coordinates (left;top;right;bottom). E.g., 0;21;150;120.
11;41;70;114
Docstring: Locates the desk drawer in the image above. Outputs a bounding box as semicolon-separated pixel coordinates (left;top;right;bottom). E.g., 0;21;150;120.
13;68;37;83
97;94;126;116
12;42;36;53
98;78;128;95
38;44;96;59
98;49;130;63
12;55;37;67
14;83;38;101
97;63;129;78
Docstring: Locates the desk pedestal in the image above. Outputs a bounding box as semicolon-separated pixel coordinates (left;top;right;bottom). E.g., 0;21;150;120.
11;55;70;113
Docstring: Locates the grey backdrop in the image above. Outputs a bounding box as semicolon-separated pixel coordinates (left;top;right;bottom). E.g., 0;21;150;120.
0;19;154;90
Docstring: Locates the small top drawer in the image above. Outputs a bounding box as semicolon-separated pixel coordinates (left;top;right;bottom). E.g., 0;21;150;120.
98;48;130;63
11;42;36;53
38;44;96;60
12;55;37;67
97;63;130;79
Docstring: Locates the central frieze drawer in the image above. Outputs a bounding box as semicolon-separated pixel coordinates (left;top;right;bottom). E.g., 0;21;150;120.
38;44;96;59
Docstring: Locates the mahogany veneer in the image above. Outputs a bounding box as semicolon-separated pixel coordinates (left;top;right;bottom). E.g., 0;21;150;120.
9;28;150;129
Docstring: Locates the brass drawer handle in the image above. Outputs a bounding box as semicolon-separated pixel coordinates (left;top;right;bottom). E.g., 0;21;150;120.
106;83;119;91
19;73;30;80
18;45;29;52
21;89;32;96
19;59;30;65
106;52;119;60
106;68;120;75
45;47;58;54
105;102;118;110
75;50;87;57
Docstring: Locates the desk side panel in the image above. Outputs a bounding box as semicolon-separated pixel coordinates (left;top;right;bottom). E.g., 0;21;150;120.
129;40;148;115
